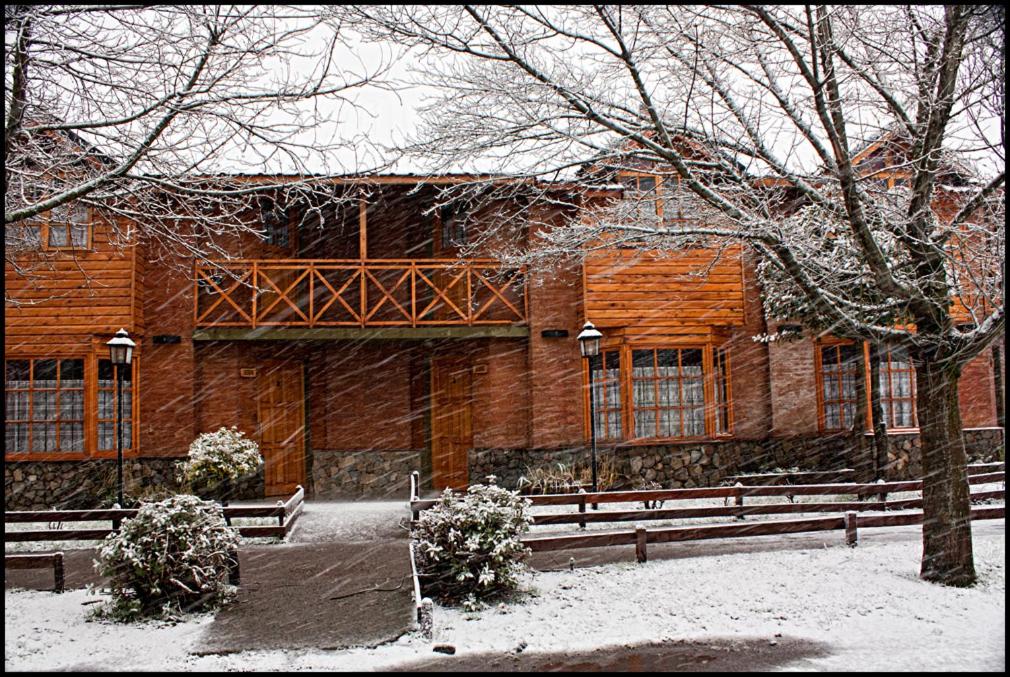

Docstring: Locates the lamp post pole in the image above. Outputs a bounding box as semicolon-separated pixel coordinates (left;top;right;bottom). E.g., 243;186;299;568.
116;361;124;508
107;329;135;508
577;321;604;495
587;362;598;493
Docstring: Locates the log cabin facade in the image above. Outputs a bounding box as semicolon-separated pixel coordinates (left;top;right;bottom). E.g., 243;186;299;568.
4;162;1004;508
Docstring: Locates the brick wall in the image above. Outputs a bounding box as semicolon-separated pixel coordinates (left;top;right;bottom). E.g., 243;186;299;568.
473;339;530;449
727;247;773;439
959;350;998;428
767;326;820;436
526;203;586;449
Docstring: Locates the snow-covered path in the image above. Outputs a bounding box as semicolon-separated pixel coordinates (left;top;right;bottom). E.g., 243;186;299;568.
5;518;1003;671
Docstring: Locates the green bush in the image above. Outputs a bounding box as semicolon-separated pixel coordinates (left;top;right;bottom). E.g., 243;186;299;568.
94;494;239;621
412;479;533;606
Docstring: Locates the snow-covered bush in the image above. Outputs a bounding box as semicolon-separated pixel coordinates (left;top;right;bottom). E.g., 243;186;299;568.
94;494;240;621
177;426;262;493
413;479;533;606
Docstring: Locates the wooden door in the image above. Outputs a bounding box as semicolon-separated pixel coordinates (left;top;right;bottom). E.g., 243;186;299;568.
431;356;473;490
256;361;306;496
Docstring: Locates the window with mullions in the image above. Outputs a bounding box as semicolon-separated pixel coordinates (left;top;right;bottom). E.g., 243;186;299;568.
97;359;133;452
47;203;90;248
588;350;622;441
819;344;863;430
619;174;660;225
5;358;86;454
714;347;731;434
878;347;917;428
661;176;692;225
15;201;90;251
632;348;706;438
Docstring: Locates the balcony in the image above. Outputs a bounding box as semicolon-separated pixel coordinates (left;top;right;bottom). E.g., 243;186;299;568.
194;259;527;333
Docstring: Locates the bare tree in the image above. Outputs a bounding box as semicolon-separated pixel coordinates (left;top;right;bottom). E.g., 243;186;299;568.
344;5;1005;586
5;4;393;297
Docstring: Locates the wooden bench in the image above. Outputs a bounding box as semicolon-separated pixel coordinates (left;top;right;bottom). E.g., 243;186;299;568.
5;552;65;592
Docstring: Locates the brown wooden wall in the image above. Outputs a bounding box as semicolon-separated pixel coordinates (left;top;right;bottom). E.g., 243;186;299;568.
583;244;745;332
5;214;140;353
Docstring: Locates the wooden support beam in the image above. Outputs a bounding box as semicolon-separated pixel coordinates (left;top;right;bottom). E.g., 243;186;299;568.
359;193;368;259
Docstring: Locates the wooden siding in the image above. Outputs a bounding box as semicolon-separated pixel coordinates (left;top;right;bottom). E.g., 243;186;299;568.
5;215;137;350
583;245;746;333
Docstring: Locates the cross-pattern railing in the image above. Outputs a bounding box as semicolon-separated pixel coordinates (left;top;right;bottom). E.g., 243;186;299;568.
194;259;527;328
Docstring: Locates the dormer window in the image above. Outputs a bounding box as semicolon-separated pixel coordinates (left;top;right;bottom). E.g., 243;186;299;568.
618;173;661;224
10;201;91;251
46;202;90;249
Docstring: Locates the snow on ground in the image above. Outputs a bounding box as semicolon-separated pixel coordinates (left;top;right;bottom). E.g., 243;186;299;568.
5;519;1003;671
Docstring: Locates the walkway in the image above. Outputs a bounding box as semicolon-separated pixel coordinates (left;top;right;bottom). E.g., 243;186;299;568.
196;501;415;653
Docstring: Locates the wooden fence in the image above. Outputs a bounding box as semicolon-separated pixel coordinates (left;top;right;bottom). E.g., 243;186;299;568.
525;506;1005;562
4;486;305;543
408;465;1004;560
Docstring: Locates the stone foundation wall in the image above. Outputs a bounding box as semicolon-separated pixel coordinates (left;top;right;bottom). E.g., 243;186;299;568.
4;458;265;511
471;427;1004;492
5;428;1002;507
310;449;421;499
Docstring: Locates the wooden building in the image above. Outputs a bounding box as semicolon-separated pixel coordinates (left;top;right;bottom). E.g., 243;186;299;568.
4;162;1003;508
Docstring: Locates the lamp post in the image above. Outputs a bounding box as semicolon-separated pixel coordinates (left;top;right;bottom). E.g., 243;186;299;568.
107;328;135;508
577;321;603;493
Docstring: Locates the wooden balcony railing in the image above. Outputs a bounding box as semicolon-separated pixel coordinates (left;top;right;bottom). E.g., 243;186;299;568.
194;259;527;329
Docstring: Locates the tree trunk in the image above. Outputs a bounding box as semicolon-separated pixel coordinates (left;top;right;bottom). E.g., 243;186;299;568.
916;358;975;586
849;346;872;483
868;342;890;480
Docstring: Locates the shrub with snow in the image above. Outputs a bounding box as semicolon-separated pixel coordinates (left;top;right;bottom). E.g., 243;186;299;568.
94;494;240;621
177;426;263;493
412;479;533;606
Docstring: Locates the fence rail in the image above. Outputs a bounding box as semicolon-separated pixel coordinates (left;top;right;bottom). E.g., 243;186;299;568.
5;552;65;592
4;486;305;542
194;259;528;329
524;506;1005;561
409;468;1004;513
408;465;1004;560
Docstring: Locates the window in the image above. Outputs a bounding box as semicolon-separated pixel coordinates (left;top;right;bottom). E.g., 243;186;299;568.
97;359;134;452
632;349;706;438
439;202;467;247
47;203;90;249
588;349;622;441
817;340;919;432
818;343;863;431
878;347;917;428
713;346;731;434
4;350;138;459
5;359;85;454
619;174;661;224
10;201;90;251
661;175;693;225
260;198;289;247
585;343;732;441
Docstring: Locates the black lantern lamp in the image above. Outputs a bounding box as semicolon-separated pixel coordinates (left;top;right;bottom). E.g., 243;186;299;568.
106;329;135;508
